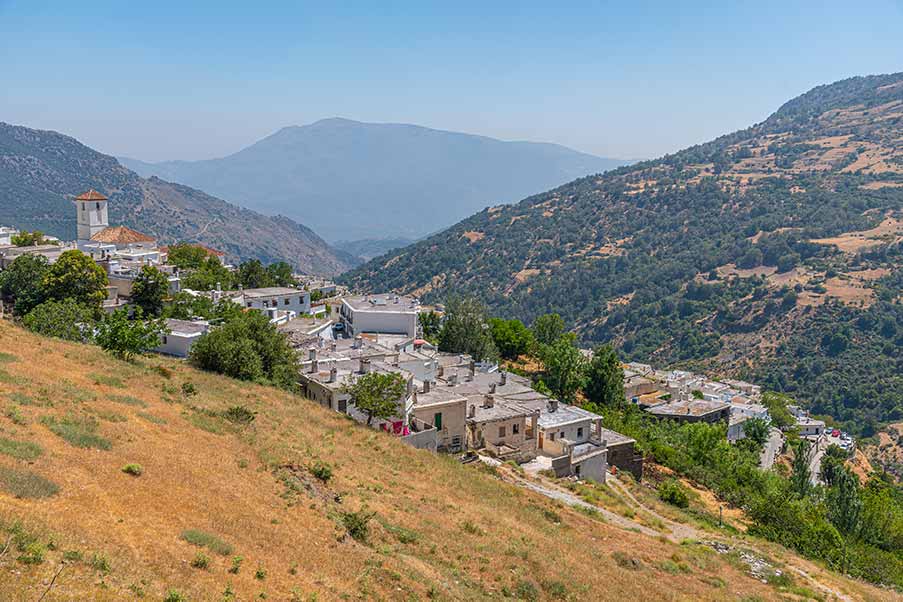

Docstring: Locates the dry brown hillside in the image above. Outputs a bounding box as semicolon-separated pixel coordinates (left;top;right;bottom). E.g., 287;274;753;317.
0;322;893;601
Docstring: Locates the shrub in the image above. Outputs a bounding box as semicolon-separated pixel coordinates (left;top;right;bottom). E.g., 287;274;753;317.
190;551;211;570
309;461;333;483
222;405;256;425
121;464;144;477
41;415;111;450
5;406;27;426
461;520;484;536
163;589;187;602
255;566;267;580
341;510;375;542
0;466;60;498
514;580;539;601
94;308;167;360
612;550;643;570
17;541;46;564
108;394;148;407
0;437;43;461
180;529;233;556
658;479;690;509
181;382;198;397
63;549;84;562
90;553;111;574
91;373;126;388
23;299;95;342
229;555;243;574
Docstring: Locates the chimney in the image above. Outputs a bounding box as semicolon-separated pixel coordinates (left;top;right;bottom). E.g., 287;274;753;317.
354;335;363;349
329;366;337;383
423;380;431;394
500;371;507;386
309;348;317;361
469;360;476;377
468;404;476;418
438;366;445;377
483;394;495;409
359;358;371;374
549;398;559;412
447;373;458;386
489;383;497;394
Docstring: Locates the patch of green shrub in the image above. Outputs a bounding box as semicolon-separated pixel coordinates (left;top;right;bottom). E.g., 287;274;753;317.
341;510;375;542
163;589;187;602
0;466;59;498
309;461;332;483
190;551;211;569
0;437;43;461
41;415;111;450
108;394;148;407
90;553;111;574
658;479;690;508
180;529;233;556
222;405;256;425
229;555;243;574
137;412;166;425
5;405;27;426
91;373;126;388
122;463;143;477
17;541;46;564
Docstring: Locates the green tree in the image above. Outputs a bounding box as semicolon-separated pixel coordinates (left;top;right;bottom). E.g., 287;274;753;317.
23;299;95;342
165;243;210;270
11;230;53;246
238;259;273;289
131;265;169;316
790;439;814;498
584;344;624;407
189;311;297;388
41;250;108;311
342;371;407;426
820;444;848;487
437;296;498;362
762;392;796;429
266;261;295;287
164;292;216;320
489;317;533;360
418;311;442;341
531;313;565;347
539;333;586;403
0;254;49;315
94;309;167;360
827;468;863;574
179;256;235;291
741;417;770;450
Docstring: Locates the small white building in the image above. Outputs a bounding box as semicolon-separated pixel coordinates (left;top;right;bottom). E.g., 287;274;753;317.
339;294;419;337
238;287;311;316
155;319;210;357
0;227;19;246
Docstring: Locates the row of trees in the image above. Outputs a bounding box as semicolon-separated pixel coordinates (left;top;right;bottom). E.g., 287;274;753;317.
167;243;295;292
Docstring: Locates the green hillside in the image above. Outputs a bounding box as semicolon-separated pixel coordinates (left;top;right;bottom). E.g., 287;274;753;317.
340;73;903;434
0;122;357;275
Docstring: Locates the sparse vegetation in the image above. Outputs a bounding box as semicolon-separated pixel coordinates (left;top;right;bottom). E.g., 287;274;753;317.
41;414;111;450
190;551;211;570
180;529;234;556
0;436;43;461
121;463;144;476
0;466;59;498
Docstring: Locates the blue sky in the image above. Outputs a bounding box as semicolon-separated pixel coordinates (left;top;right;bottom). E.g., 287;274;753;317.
1;0;901;161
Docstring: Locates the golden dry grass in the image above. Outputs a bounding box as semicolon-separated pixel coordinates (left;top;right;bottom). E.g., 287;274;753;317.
0;321;892;601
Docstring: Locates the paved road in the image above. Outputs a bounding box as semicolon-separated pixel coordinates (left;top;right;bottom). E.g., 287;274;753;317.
760;427;784;469
809;437;826;485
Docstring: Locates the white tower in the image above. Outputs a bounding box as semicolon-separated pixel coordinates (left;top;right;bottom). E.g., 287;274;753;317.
74;189;109;241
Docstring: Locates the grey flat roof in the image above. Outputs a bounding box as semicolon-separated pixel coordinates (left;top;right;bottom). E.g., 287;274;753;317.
646;400;730;417
343;294;419;312
164;319;209;336
242;287;304;298
598;427;635;446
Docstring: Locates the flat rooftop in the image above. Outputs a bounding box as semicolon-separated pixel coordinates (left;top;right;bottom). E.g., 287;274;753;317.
164;319;209;336
343;294;419;312
242;287;304;298
646;399;730;417
598;427;635;446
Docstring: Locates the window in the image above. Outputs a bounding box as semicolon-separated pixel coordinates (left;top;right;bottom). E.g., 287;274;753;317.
284;298;290;305
433;412;442;430
512;423;519;435
549;432;555;442
498;425;506;438
162;336;167;344
96;202;101;210
247;302;252;308
577;427;583;438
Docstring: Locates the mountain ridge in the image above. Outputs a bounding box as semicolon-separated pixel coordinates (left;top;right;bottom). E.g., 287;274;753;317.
339;72;903;435
120;118;630;241
0;122;357;275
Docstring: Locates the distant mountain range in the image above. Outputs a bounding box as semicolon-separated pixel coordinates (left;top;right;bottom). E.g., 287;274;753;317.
0;123;357;275
120;118;629;241
340;72;903;436
333;237;416;262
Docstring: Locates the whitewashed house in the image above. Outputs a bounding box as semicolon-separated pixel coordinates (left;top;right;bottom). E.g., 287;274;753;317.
339;294;419;337
155;319;210;357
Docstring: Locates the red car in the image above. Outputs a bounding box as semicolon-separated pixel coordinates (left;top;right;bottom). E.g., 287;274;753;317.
831;429;841;438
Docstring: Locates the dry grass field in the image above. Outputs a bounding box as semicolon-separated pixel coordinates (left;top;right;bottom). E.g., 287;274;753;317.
0;322;893;600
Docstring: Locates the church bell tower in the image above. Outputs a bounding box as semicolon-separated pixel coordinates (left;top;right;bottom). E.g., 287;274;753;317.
74;189;109;241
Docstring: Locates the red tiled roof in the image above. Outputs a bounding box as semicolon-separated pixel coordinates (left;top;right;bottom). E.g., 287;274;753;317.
90;226;155;244
75;189;108;201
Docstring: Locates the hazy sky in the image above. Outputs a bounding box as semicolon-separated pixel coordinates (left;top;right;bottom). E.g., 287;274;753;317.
2;1;902;162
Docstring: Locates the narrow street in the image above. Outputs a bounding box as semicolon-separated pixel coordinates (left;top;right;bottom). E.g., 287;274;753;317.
760;427;784;469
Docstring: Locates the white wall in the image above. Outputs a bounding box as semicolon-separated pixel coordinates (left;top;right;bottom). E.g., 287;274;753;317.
154;333;199;358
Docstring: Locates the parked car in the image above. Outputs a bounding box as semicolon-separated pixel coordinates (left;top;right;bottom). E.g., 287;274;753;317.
832;429;841;437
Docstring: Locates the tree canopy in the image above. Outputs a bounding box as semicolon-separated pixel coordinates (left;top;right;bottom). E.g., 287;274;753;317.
342;371;407;426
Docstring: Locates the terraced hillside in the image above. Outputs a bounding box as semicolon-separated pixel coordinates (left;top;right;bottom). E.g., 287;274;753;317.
0;322;892;600
341;73;903;435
